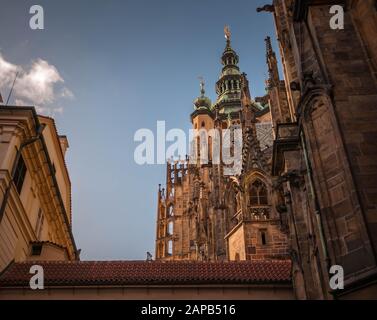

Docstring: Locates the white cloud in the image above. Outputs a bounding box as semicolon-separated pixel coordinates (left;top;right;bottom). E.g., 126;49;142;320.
0;53;73;115
60;87;74;99
0;53;19;88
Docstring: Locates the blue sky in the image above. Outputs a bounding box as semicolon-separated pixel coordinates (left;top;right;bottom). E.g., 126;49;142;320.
0;0;280;260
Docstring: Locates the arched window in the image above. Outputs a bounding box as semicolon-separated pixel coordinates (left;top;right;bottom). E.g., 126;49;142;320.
168;221;174;235
168;205;174;217
208;136;212;161
249;180;268;206
168;240;173;255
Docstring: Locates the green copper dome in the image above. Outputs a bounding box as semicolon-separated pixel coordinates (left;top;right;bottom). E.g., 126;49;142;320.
194;80;212;110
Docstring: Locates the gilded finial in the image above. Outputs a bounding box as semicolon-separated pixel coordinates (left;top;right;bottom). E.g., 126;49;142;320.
224;25;231;41
198;76;205;96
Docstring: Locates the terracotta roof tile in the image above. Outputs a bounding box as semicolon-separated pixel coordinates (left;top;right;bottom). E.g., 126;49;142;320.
0;260;291;287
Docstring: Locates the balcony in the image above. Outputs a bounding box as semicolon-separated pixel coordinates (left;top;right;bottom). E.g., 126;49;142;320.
233;206;271;224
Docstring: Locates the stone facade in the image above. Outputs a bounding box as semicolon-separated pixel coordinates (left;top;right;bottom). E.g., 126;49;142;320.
156;0;377;299
261;0;377;299
155;33;289;263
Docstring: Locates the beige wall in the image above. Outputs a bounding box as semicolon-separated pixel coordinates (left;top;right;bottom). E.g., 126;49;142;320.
0;109;74;272
0;170;34;267
228;225;245;261
0;285;294;300
26;243;68;261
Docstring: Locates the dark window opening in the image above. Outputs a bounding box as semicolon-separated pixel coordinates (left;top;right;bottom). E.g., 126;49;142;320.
31;244;42;256
13;154;27;194
261;230;267;246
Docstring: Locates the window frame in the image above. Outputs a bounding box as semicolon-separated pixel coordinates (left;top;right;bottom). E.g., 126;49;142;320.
13;153;27;194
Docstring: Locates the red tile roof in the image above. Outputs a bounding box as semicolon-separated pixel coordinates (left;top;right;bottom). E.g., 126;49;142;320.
0;260;291;287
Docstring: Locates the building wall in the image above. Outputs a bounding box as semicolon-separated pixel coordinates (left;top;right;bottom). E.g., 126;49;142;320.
243;221;288;261
0;108;76;271
26;243;68;261
228;225;245;261
39;117;71;222
0;285;294;300
269;0;377;299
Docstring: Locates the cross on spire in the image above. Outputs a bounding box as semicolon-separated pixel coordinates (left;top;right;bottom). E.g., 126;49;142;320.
198;76;205;96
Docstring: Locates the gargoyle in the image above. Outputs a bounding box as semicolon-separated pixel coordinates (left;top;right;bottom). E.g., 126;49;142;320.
256;4;275;13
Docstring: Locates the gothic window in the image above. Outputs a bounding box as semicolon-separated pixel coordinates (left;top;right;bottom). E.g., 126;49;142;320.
249;180;268;206
208;136;212;161
168;240;173;255
168;205;174;217
197;136;200;158
168;221;174;235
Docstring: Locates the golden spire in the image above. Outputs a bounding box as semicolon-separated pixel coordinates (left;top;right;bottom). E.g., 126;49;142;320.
198;76;205;96
224;25;231;41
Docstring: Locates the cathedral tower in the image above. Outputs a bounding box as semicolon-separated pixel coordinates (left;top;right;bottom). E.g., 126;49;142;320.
155;28;289;263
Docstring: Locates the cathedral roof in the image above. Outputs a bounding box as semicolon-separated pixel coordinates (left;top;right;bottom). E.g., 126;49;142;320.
0;260;292;287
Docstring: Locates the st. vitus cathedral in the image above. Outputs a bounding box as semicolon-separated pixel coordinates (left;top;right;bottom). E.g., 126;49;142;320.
155;29;289;263
156;0;377;299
